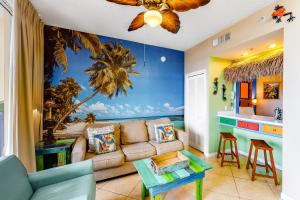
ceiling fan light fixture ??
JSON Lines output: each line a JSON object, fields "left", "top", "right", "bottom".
{"left": 144, "top": 10, "right": 162, "bottom": 28}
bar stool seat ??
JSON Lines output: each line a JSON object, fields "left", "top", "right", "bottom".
{"left": 217, "top": 132, "right": 240, "bottom": 168}
{"left": 246, "top": 139, "right": 279, "bottom": 185}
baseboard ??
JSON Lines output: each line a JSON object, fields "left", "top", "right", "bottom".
{"left": 205, "top": 150, "right": 282, "bottom": 170}
{"left": 238, "top": 150, "right": 282, "bottom": 171}
{"left": 281, "top": 193, "right": 295, "bottom": 200}
{"left": 205, "top": 152, "right": 217, "bottom": 158}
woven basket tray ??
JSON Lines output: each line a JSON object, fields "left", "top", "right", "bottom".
{"left": 149, "top": 151, "right": 189, "bottom": 175}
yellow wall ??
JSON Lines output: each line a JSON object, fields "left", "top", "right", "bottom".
{"left": 256, "top": 74, "right": 283, "bottom": 116}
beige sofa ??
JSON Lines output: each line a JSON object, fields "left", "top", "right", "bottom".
{"left": 71, "top": 118, "right": 189, "bottom": 181}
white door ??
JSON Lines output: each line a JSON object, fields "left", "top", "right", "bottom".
{"left": 185, "top": 71, "right": 207, "bottom": 152}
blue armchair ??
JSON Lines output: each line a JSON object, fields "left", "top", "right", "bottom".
{"left": 0, "top": 155, "right": 96, "bottom": 200}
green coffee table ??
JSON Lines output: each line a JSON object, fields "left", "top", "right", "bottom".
{"left": 133, "top": 150, "right": 212, "bottom": 200}
{"left": 35, "top": 138, "right": 76, "bottom": 171}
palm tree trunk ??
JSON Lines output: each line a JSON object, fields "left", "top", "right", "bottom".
{"left": 53, "top": 91, "right": 98, "bottom": 132}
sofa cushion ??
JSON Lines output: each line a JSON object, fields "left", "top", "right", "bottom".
{"left": 121, "top": 142, "right": 156, "bottom": 161}
{"left": 146, "top": 118, "right": 171, "bottom": 141}
{"left": 0, "top": 155, "right": 33, "bottom": 200}
{"left": 149, "top": 140, "right": 183, "bottom": 155}
{"left": 155, "top": 123, "right": 176, "bottom": 143}
{"left": 85, "top": 123, "right": 121, "bottom": 146}
{"left": 31, "top": 174, "right": 95, "bottom": 200}
{"left": 85, "top": 146, "right": 125, "bottom": 170}
{"left": 120, "top": 120, "right": 148, "bottom": 145}
{"left": 86, "top": 125, "right": 114, "bottom": 152}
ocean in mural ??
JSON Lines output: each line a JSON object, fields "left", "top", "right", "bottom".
{"left": 44, "top": 26, "right": 184, "bottom": 130}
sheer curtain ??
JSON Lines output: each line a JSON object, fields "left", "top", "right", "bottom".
{"left": 0, "top": 0, "right": 13, "bottom": 156}
{"left": 3, "top": 0, "right": 44, "bottom": 172}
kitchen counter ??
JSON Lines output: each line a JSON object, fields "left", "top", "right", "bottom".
{"left": 218, "top": 111, "right": 283, "bottom": 138}
{"left": 217, "top": 111, "right": 283, "bottom": 126}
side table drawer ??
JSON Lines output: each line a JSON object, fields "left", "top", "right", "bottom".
{"left": 237, "top": 121, "right": 259, "bottom": 131}
{"left": 262, "top": 125, "right": 283, "bottom": 135}
{"left": 220, "top": 117, "right": 236, "bottom": 126}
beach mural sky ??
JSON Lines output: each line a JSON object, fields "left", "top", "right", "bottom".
{"left": 45, "top": 26, "right": 184, "bottom": 123}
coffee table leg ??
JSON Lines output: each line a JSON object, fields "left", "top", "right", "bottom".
{"left": 141, "top": 182, "right": 149, "bottom": 200}
{"left": 196, "top": 179, "right": 203, "bottom": 200}
{"left": 151, "top": 194, "right": 163, "bottom": 200}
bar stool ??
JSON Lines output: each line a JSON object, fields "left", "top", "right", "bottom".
{"left": 246, "top": 139, "right": 279, "bottom": 185}
{"left": 217, "top": 132, "right": 240, "bottom": 168}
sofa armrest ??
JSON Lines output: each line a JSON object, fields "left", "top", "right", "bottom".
{"left": 28, "top": 159, "right": 93, "bottom": 190}
{"left": 71, "top": 136, "right": 87, "bottom": 163}
{"left": 175, "top": 128, "right": 189, "bottom": 150}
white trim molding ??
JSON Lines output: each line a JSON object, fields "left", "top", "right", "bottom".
{"left": 281, "top": 193, "right": 295, "bottom": 200}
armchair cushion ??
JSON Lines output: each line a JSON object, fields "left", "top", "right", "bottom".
{"left": 30, "top": 174, "right": 95, "bottom": 200}
{"left": 28, "top": 159, "right": 93, "bottom": 190}
{"left": 0, "top": 155, "right": 33, "bottom": 200}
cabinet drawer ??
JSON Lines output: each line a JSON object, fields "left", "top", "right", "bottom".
{"left": 237, "top": 121, "right": 259, "bottom": 131}
{"left": 262, "top": 125, "right": 283, "bottom": 135}
{"left": 220, "top": 117, "right": 236, "bottom": 126}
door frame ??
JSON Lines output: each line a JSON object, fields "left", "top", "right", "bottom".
{"left": 185, "top": 69, "right": 209, "bottom": 156}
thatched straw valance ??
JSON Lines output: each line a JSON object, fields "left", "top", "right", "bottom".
{"left": 224, "top": 50, "right": 283, "bottom": 82}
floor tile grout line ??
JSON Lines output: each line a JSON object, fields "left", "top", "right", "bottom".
{"left": 127, "top": 180, "right": 141, "bottom": 198}
{"left": 97, "top": 188, "right": 130, "bottom": 198}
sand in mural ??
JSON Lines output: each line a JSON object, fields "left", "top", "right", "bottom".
{"left": 43, "top": 25, "right": 184, "bottom": 131}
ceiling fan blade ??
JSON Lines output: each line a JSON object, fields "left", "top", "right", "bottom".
{"left": 106, "top": 0, "right": 142, "bottom": 6}
{"left": 166, "top": 0, "right": 210, "bottom": 12}
{"left": 128, "top": 12, "right": 145, "bottom": 31}
{"left": 161, "top": 10, "right": 180, "bottom": 34}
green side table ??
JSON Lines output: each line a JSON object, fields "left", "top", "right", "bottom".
{"left": 35, "top": 138, "right": 76, "bottom": 171}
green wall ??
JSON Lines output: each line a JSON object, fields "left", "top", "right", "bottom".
{"left": 0, "top": 103, "right": 3, "bottom": 112}
{"left": 208, "top": 57, "right": 282, "bottom": 168}
{"left": 208, "top": 57, "right": 233, "bottom": 153}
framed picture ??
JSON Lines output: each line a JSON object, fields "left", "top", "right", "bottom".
{"left": 264, "top": 82, "right": 280, "bottom": 99}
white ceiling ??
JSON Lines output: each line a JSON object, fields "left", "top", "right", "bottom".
{"left": 30, "top": 0, "right": 274, "bottom": 51}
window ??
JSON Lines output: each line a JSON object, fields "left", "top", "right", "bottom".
{"left": 0, "top": 0, "right": 12, "bottom": 156}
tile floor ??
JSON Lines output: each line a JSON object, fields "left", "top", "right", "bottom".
{"left": 96, "top": 147, "right": 282, "bottom": 200}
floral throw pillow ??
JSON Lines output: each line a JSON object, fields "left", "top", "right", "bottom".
{"left": 155, "top": 123, "right": 176, "bottom": 143}
{"left": 87, "top": 125, "right": 114, "bottom": 152}
{"left": 94, "top": 132, "right": 116, "bottom": 154}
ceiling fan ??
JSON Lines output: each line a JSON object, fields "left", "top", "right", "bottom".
{"left": 106, "top": 0, "right": 211, "bottom": 34}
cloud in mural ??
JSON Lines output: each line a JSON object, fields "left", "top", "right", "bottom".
{"left": 125, "top": 104, "right": 130, "bottom": 108}
{"left": 164, "top": 102, "right": 184, "bottom": 112}
{"left": 134, "top": 106, "right": 141, "bottom": 113}
{"left": 79, "top": 84, "right": 87, "bottom": 91}
{"left": 147, "top": 105, "right": 154, "bottom": 111}
{"left": 89, "top": 102, "right": 107, "bottom": 111}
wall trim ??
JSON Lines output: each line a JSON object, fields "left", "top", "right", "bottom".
{"left": 281, "top": 193, "right": 295, "bottom": 200}
{"left": 205, "top": 150, "right": 282, "bottom": 170}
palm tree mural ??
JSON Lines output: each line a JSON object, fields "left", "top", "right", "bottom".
{"left": 44, "top": 25, "right": 103, "bottom": 80}
{"left": 53, "top": 42, "right": 139, "bottom": 132}
{"left": 85, "top": 113, "right": 96, "bottom": 124}
{"left": 44, "top": 77, "right": 81, "bottom": 129}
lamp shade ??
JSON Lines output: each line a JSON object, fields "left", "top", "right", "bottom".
{"left": 144, "top": 10, "right": 163, "bottom": 28}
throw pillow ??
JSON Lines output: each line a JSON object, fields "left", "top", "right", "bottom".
{"left": 155, "top": 123, "right": 176, "bottom": 143}
{"left": 94, "top": 132, "right": 116, "bottom": 154}
{"left": 87, "top": 125, "right": 114, "bottom": 152}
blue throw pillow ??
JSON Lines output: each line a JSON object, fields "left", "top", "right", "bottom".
{"left": 94, "top": 132, "right": 116, "bottom": 154}
{"left": 155, "top": 124, "right": 176, "bottom": 143}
